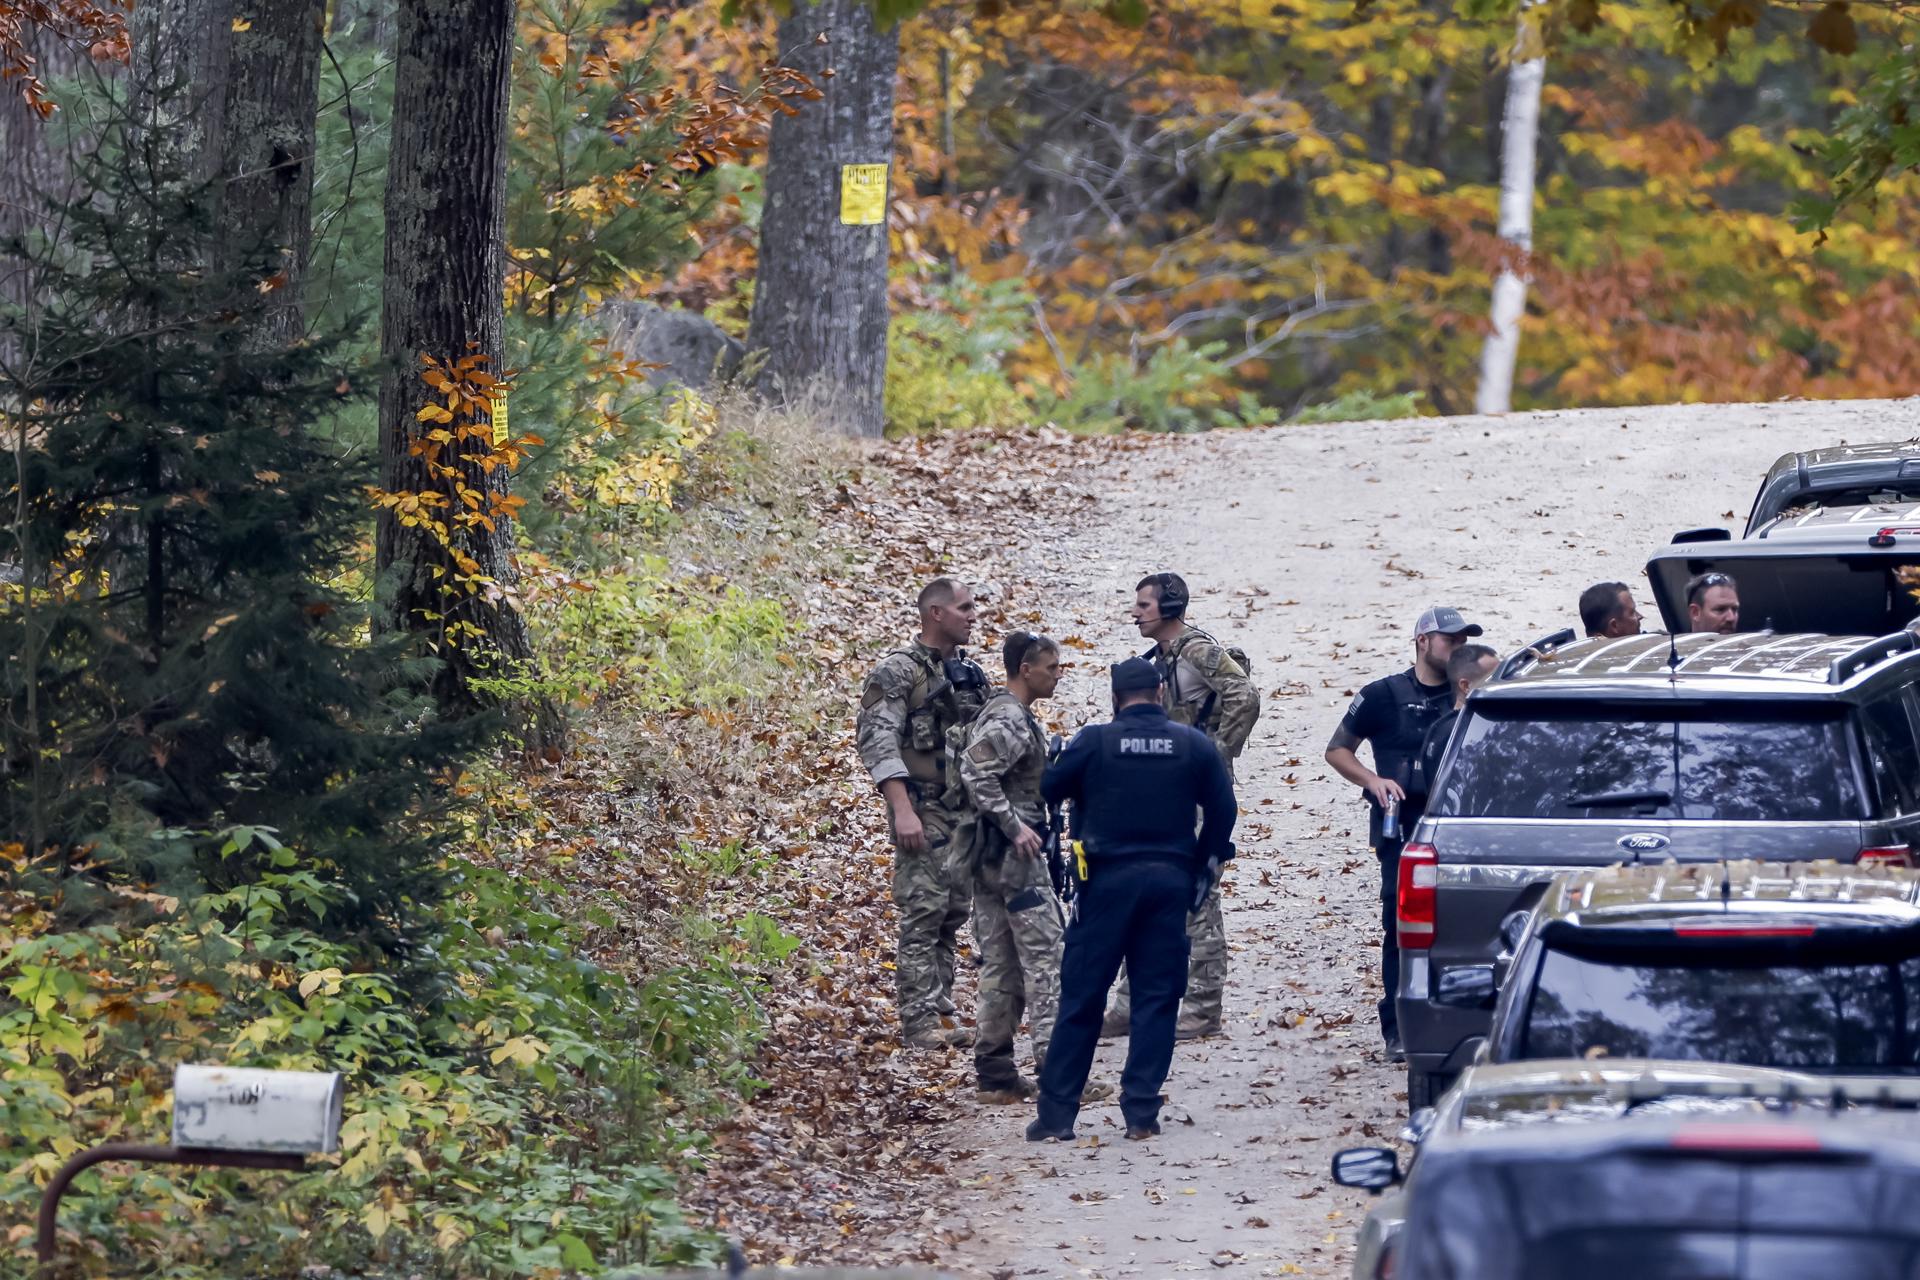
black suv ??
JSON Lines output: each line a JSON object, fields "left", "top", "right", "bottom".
{"left": 1343, "top": 1108, "right": 1920, "bottom": 1280}
{"left": 1745, "top": 440, "right": 1920, "bottom": 535}
{"left": 1398, "top": 630, "right": 1920, "bottom": 1105}
{"left": 1486, "top": 861, "right": 1920, "bottom": 1073}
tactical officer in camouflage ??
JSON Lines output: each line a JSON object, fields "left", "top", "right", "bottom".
{"left": 958, "top": 631, "right": 1066, "bottom": 1101}
{"left": 856, "top": 578, "right": 991, "bottom": 1049}
{"left": 1102, "top": 572, "right": 1261, "bottom": 1042}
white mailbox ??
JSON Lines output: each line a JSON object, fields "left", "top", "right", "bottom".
{"left": 171, "top": 1064, "right": 343, "bottom": 1154}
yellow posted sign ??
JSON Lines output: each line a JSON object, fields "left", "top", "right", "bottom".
{"left": 839, "top": 163, "right": 889, "bottom": 226}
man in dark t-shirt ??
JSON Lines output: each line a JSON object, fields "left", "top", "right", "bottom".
{"left": 1325, "top": 606, "right": 1484, "bottom": 1057}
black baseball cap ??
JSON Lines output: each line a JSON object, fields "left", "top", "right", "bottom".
{"left": 1110, "top": 657, "right": 1163, "bottom": 693}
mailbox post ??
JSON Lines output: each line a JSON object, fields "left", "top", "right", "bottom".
{"left": 37, "top": 1065, "right": 342, "bottom": 1273}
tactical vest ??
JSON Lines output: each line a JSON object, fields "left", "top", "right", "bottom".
{"left": 949, "top": 690, "right": 1049, "bottom": 853}
{"left": 1153, "top": 627, "right": 1254, "bottom": 736}
{"left": 892, "top": 645, "right": 989, "bottom": 795}
{"left": 1077, "top": 709, "right": 1203, "bottom": 865}
{"left": 1370, "top": 669, "right": 1452, "bottom": 800}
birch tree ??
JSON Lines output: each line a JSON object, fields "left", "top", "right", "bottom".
{"left": 1474, "top": 3, "right": 1545, "bottom": 416}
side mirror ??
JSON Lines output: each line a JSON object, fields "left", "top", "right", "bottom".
{"left": 1399, "top": 1106, "right": 1438, "bottom": 1146}
{"left": 173, "top": 1064, "right": 343, "bottom": 1154}
{"left": 1332, "top": 1146, "right": 1403, "bottom": 1193}
{"left": 1435, "top": 964, "right": 1496, "bottom": 1009}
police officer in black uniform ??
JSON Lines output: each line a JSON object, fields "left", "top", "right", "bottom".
{"left": 1028, "top": 657, "right": 1237, "bottom": 1143}
{"left": 1324, "top": 606, "right": 1483, "bottom": 1060}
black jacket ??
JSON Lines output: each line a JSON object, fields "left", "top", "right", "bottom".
{"left": 1042, "top": 704, "right": 1236, "bottom": 867}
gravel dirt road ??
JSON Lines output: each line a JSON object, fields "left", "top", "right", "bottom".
{"left": 929, "top": 399, "right": 1920, "bottom": 1279}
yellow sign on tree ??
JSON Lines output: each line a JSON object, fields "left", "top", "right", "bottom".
{"left": 839, "top": 163, "right": 889, "bottom": 226}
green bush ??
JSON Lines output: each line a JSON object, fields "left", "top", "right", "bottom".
{"left": 1292, "top": 387, "right": 1428, "bottom": 424}
{"left": 885, "top": 277, "right": 1035, "bottom": 433}
{"left": 1043, "top": 339, "right": 1279, "bottom": 433}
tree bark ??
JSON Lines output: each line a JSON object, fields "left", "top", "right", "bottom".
{"left": 129, "top": 0, "right": 233, "bottom": 182}
{"left": 218, "top": 0, "right": 326, "bottom": 343}
{"left": 745, "top": 0, "right": 899, "bottom": 438}
{"left": 375, "top": 0, "right": 555, "bottom": 748}
{"left": 1412, "top": 67, "right": 1453, "bottom": 277}
{"left": 1474, "top": 5, "right": 1544, "bottom": 416}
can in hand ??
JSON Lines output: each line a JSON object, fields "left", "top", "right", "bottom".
{"left": 1381, "top": 795, "right": 1401, "bottom": 842}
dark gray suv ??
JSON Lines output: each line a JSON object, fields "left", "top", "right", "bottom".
{"left": 1397, "top": 629, "right": 1920, "bottom": 1106}
{"left": 1745, "top": 440, "right": 1920, "bottom": 535}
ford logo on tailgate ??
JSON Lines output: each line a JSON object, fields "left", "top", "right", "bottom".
{"left": 1617, "top": 832, "right": 1671, "bottom": 854}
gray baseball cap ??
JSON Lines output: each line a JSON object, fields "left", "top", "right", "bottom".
{"left": 1416, "top": 606, "right": 1484, "bottom": 638}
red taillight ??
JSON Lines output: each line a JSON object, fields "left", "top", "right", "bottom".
{"left": 1376, "top": 1243, "right": 1396, "bottom": 1280}
{"left": 1674, "top": 925, "right": 1817, "bottom": 938}
{"left": 1397, "top": 841, "right": 1437, "bottom": 949}
{"left": 1859, "top": 845, "right": 1913, "bottom": 867}
{"left": 1669, "top": 1123, "right": 1824, "bottom": 1154}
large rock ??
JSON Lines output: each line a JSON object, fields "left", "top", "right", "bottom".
{"left": 598, "top": 299, "right": 744, "bottom": 392}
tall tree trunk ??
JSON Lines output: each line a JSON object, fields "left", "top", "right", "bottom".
{"left": 0, "top": 25, "right": 92, "bottom": 375}
{"left": 745, "top": 0, "right": 899, "bottom": 438}
{"left": 1367, "top": 95, "right": 1403, "bottom": 276}
{"left": 1412, "top": 67, "right": 1453, "bottom": 277}
{"left": 130, "top": 0, "right": 233, "bottom": 182}
{"left": 1474, "top": 8, "right": 1544, "bottom": 416}
{"left": 218, "top": 0, "right": 326, "bottom": 343}
{"left": 375, "top": 0, "right": 556, "bottom": 749}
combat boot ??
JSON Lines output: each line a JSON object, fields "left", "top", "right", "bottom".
{"left": 903, "top": 1021, "right": 973, "bottom": 1050}
{"left": 975, "top": 1075, "right": 1038, "bottom": 1104}
{"left": 1124, "top": 1119, "right": 1162, "bottom": 1141}
{"left": 1174, "top": 1012, "right": 1223, "bottom": 1041}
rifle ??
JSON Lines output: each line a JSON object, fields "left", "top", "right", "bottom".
{"left": 1044, "top": 734, "right": 1073, "bottom": 916}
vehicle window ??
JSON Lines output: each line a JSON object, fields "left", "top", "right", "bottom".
{"left": 1528, "top": 1232, "right": 1917, "bottom": 1279}
{"left": 1519, "top": 950, "right": 1920, "bottom": 1072}
{"left": 1436, "top": 703, "right": 1861, "bottom": 821}
{"left": 1859, "top": 693, "right": 1920, "bottom": 816}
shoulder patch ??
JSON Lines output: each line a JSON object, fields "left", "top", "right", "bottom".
{"left": 864, "top": 655, "right": 917, "bottom": 700}
{"left": 1346, "top": 691, "right": 1366, "bottom": 717}
{"left": 967, "top": 739, "right": 1000, "bottom": 763}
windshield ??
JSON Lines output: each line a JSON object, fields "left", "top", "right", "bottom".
{"left": 1519, "top": 948, "right": 1920, "bottom": 1072}
{"left": 1435, "top": 703, "right": 1861, "bottom": 821}
{"left": 1405, "top": 1151, "right": 1920, "bottom": 1279}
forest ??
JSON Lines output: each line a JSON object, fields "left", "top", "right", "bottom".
{"left": 0, "top": 0, "right": 1917, "bottom": 1274}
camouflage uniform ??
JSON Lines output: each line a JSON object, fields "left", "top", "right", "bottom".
{"left": 857, "top": 640, "right": 990, "bottom": 1037}
{"left": 958, "top": 691, "right": 1064, "bottom": 1090}
{"left": 1109, "top": 626, "right": 1259, "bottom": 1033}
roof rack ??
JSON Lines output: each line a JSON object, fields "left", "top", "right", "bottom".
{"left": 1495, "top": 627, "right": 1577, "bottom": 681}
{"left": 1827, "top": 631, "right": 1918, "bottom": 684}
{"left": 1617, "top": 1074, "right": 1920, "bottom": 1112}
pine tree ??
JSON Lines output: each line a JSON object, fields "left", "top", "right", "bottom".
{"left": 0, "top": 94, "right": 483, "bottom": 967}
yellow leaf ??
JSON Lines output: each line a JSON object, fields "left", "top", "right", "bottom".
{"left": 298, "top": 967, "right": 344, "bottom": 999}
{"left": 231, "top": 17, "right": 252, "bottom": 31}
{"left": 202, "top": 612, "right": 241, "bottom": 641}
{"left": 488, "top": 1035, "right": 548, "bottom": 1067}
{"left": 363, "top": 1202, "right": 391, "bottom": 1241}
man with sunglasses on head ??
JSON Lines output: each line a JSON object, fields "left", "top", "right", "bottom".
{"left": 1325, "top": 605, "right": 1483, "bottom": 1061}
{"left": 1687, "top": 572, "right": 1740, "bottom": 634}
{"left": 858, "top": 578, "right": 992, "bottom": 1049}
